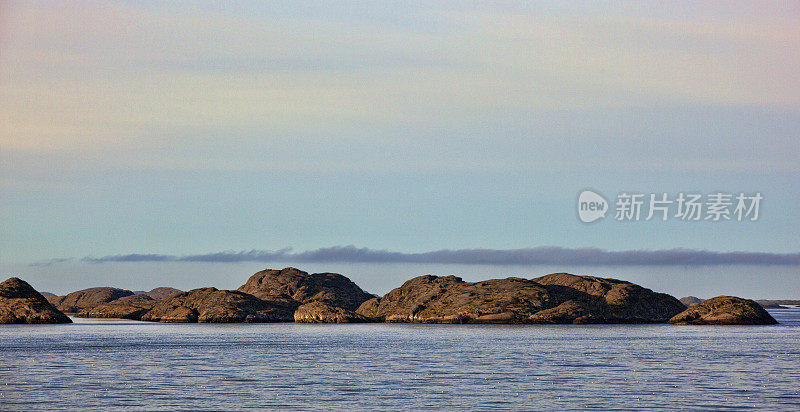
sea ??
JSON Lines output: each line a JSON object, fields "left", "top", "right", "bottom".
{"left": 1, "top": 309, "right": 799, "bottom": 411}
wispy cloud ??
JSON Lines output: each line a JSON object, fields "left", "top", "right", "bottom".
{"left": 67, "top": 246, "right": 800, "bottom": 266}
{"left": 28, "top": 257, "right": 73, "bottom": 267}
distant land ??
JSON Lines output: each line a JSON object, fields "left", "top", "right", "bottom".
{"left": 756, "top": 300, "right": 800, "bottom": 308}
{"left": 683, "top": 296, "right": 800, "bottom": 309}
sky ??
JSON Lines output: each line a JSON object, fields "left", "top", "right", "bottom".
{"left": 1, "top": 1, "right": 799, "bottom": 297}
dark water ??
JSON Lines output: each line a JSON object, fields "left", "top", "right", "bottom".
{"left": 1, "top": 310, "right": 799, "bottom": 411}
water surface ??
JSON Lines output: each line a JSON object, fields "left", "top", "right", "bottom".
{"left": 1, "top": 310, "right": 799, "bottom": 411}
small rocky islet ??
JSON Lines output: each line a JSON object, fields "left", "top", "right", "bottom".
{"left": 1, "top": 267, "right": 779, "bottom": 325}
{"left": 668, "top": 296, "right": 778, "bottom": 325}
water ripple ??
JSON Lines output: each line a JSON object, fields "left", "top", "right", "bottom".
{"left": 0, "top": 311, "right": 798, "bottom": 410}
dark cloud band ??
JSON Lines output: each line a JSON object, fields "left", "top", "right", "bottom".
{"left": 51, "top": 246, "right": 800, "bottom": 266}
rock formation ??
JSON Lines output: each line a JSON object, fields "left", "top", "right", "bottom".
{"left": 238, "top": 267, "right": 374, "bottom": 311}
{"left": 532, "top": 273, "right": 687, "bottom": 323}
{"left": 74, "top": 287, "right": 183, "bottom": 320}
{"left": 679, "top": 296, "right": 704, "bottom": 307}
{"left": 294, "top": 301, "right": 368, "bottom": 323}
{"left": 143, "top": 287, "right": 183, "bottom": 300}
{"left": 47, "top": 287, "right": 135, "bottom": 314}
{"left": 78, "top": 294, "right": 157, "bottom": 320}
{"left": 0, "top": 277, "right": 71, "bottom": 324}
{"left": 669, "top": 296, "right": 778, "bottom": 325}
{"left": 357, "top": 273, "right": 686, "bottom": 324}
{"left": 357, "top": 275, "right": 550, "bottom": 323}
{"left": 141, "top": 288, "right": 295, "bottom": 323}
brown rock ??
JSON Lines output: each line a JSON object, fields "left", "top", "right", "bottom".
{"left": 294, "top": 301, "right": 368, "bottom": 323}
{"left": 533, "top": 273, "right": 687, "bottom": 323}
{"left": 0, "top": 277, "right": 71, "bottom": 324}
{"left": 357, "top": 275, "right": 554, "bottom": 323}
{"left": 669, "top": 295, "right": 778, "bottom": 325}
{"left": 238, "top": 267, "right": 374, "bottom": 311}
{"left": 679, "top": 296, "right": 704, "bottom": 307}
{"left": 141, "top": 288, "right": 295, "bottom": 323}
{"left": 78, "top": 294, "right": 157, "bottom": 320}
{"left": 45, "top": 294, "right": 61, "bottom": 306}
{"left": 357, "top": 273, "right": 686, "bottom": 324}
{"left": 527, "top": 300, "right": 595, "bottom": 324}
{"left": 355, "top": 297, "right": 382, "bottom": 320}
{"left": 144, "top": 287, "right": 183, "bottom": 300}
{"left": 112, "top": 294, "right": 158, "bottom": 305}
{"left": 47, "top": 287, "right": 135, "bottom": 313}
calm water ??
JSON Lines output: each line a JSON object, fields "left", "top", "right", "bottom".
{"left": 1, "top": 310, "right": 799, "bottom": 411}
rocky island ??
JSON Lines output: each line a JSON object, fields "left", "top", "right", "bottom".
{"left": 356, "top": 273, "right": 686, "bottom": 324}
{"left": 141, "top": 287, "right": 296, "bottom": 323}
{"left": 0, "top": 277, "right": 71, "bottom": 324}
{"left": 669, "top": 296, "right": 778, "bottom": 325}
{"left": 47, "top": 287, "right": 136, "bottom": 314}
{"left": 1, "top": 269, "right": 782, "bottom": 325}
{"left": 75, "top": 288, "right": 184, "bottom": 319}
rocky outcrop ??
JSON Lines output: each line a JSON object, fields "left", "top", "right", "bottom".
{"left": 527, "top": 300, "right": 594, "bottom": 324}
{"left": 680, "top": 296, "right": 704, "bottom": 307}
{"left": 52, "top": 267, "right": 374, "bottom": 323}
{"left": 0, "top": 277, "right": 71, "bottom": 324}
{"left": 357, "top": 273, "right": 686, "bottom": 324}
{"left": 532, "top": 273, "right": 687, "bottom": 323}
{"left": 141, "top": 288, "right": 295, "bottom": 323}
{"left": 294, "top": 301, "right": 368, "bottom": 323}
{"left": 143, "top": 287, "right": 183, "bottom": 300}
{"left": 76, "top": 288, "right": 183, "bottom": 320}
{"left": 237, "top": 267, "right": 376, "bottom": 323}
{"left": 47, "top": 287, "right": 135, "bottom": 314}
{"left": 78, "top": 294, "right": 157, "bottom": 320}
{"left": 238, "top": 267, "right": 374, "bottom": 311}
{"left": 669, "top": 296, "right": 778, "bottom": 325}
{"left": 357, "top": 275, "right": 552, "bottom": 323}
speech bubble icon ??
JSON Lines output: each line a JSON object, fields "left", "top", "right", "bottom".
{"left": 577, "top": 190, "right": 608, "bottom": 223}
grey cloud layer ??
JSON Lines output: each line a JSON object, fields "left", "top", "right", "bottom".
{"left": 60, "top": 246, "right": 800, "bottom": 266}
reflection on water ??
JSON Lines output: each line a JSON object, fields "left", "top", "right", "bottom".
{"left": 1, "top": 310, "right": 799, "bottom": 411}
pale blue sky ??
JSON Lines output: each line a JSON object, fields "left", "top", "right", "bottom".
{"left": 1, "top": 1, "right": 798, "bottom": 295}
